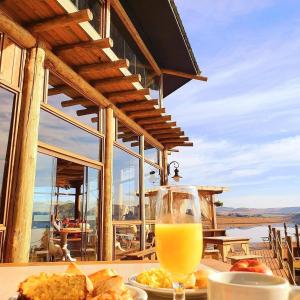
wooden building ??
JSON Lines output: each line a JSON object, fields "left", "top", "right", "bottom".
{"left": 0, "top": 0, "right": 221, "bottom": 263}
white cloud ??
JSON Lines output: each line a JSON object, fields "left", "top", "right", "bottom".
{"left": 170, "top": 135, "right": 300, "bottom": 186}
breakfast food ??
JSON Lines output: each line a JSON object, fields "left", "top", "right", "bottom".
{"left": 18, "top": 264, "right": 133, "bottom": 300}
{"left": 18, "top": 273, "right": 88, "bottom": 300}
{"left": 194, "top": 268, "right": 215, "bottom": 289}
{"left": 230, "top": 259, "right": 273, "bottom": 275}
{"left": 135, "top": 267, "right": 212, "bottom": 289}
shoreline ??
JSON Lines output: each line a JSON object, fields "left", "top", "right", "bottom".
{"left": 216, "top": 215, "right": 288, "bottom": 229}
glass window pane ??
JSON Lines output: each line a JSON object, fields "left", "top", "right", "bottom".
{"left": 115, "top": 225, "right": 141, "bottom": 259}
{"left": 144, "top": 163, "right": 160, "bottom": 220}
{"left": 39, "top": 109, "right": 101, "bottom": 161}
{"left": 84, "top": 167, "right": 100, "bottom": 260}
{"left": 0, "top": 88, "right": 15, "bottom": 222}
{"left": 116, "top": 121, "right": 140, "bottom": 153}
{"left": 30, "top": 153, "right": 56, "bottom": 261}
{"left": 144, "top": 142, "right": 159, "bottom": 164}
{"left": 47, "top": 72, "right": 99, "bottom": 129}
{"left": 113, "top": 147, "right": 140, "bottom": 220}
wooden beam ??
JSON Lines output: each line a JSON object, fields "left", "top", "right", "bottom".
{"left": 128, "top": 108, "right": 165, "bottom": 119}
{"left": 106, "top": 88, "right": 149, "bottom": 102}
{"left": 137, "top": 115, "right": 171, "bottom": 125}
{"left": 61, "top": 97, "right": 93, "bottom": 107}
{"left": 153, "top": 132, "right": 185, "bottom": 139}
{"left": 48, "top": 85, "right": 72, "bottom": 96}
{"left": 77, "top": 59, "right": 129, "bottom": 76}
{"left": 149, "top": 128, "right": 183, "bottom": 135}
{"left": 92, "top": 74, "right": 141, "bottom": 89}
{"left": 111, "top": 0, "right": 161, "bottom": 75}
{"left": 121, "top": 136, "right": 140, "bottom": 142}
{"left": 28, "top": 9, "right": 93, "bottom": 33}
{"left": 161, "top": 68, "right": 208, "bottom": 81}
{"left": 103, "top": 107, "right": 114, "bottom": 260}
{"left": 77, "top": 106, "right": 98, "bottom": 116}
{"left": 0, "top": 11, "right": 36, "bottom": 48}
{"left": 143, "top": 122, "right": 177, "bottom": 130}
{"left": 118, "top": 99, "right": 158, "bottom": 112}
{"left": 165, "top": 142, "right": 194, "bottom": 148}
{"left": 159, "top": 137, "right": 189, "bottom": 143}
{"left": 4, "top": 44, "right": 45, "bottom": 262}
{"left": 54, "top": 38, "right": 113, "bottom": 54}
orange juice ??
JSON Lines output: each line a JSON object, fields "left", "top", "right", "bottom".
{"left": 155, "top": 223, "right": 203, "bottom": 275}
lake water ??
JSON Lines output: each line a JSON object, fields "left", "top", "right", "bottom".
{"left": 225, "top": 224, "right": 296, "bottom": 243}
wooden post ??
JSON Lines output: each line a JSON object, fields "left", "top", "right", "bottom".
{"left": 140, "top": 135, "right": 146, "bottom": 251}
{"left": 295, "top": 224, "right": 300, "bottom": 257}
{"left": 211, "top": 194, "right": 217, "bottom": 229}
{"left": 272, "top": 227, "right": 277, "bottom": 258}
{"left": 268, "top": 225, "right": 272, "bottom": 250}
{"left": 102, "top": 107, "right": 115, "bottom": 260}
{"left": 276, "top": 230, "right": 283, "bottom": 269}
{"left": 284, "top": 223, "right": 288, "bottom": 240}
{"left": 4, "top": 44, "right": 45, "bottom": 262}
{"left": 287, "top": 236, "right": 295, "bottom": 284}
{"left": 161, "top": 150, "right": 168, "bottom": 185}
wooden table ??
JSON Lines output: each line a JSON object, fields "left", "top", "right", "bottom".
{"left": 204, "top": 236, "right": 250, "bottom": 262}
{"left": 0, "top": 259, "right": 230, "bottom": 299}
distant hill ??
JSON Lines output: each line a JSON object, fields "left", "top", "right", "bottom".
{"left": 217, "top": 206, "right": 300, "bottom": 216}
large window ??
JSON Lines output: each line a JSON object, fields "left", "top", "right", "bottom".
{"left": 0, "top": 87, "right": 16, "bottom": 223}
{"left": 39, "top": 109, "right": 101, "bottom": 161}
{"left": 112, "top": 147, "right": 140, "bottom": 220}
{"left": 30, "top": 153, "right": 100, "bottom": 262}
{"left": 116, "top": 121, "right": 140, "bottom": 153}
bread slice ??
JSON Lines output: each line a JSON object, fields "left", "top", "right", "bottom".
{"left": 88, "top": 268, "right": 117, "bottom": 287}
{"left": 18, "top": 273, "right": 88, "bottom": 300}
{"left": 66, "top": 263, "right": 94, "bottom": 293}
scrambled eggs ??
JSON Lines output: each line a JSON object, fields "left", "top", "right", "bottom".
{"left": 136, "top": 268, "right": 197, "bottom": 289}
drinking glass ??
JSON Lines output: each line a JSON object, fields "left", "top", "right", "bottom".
{"left": 155, "top": 185, "right": 203, "bottom": 300}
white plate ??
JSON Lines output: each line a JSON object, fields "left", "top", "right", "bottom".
{"left": 128, "top": 266, "right": 216, "bottom": 299}
{"left": 9, "top": 285, "right": 147, "bottom": 300}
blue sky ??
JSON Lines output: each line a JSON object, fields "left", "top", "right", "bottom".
{"left": 166, "top": 0, "right": 300, "bottom": 208}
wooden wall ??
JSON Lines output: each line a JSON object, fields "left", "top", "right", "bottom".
{"left": 0, "top": 32, "right": 25, "bottom": 262}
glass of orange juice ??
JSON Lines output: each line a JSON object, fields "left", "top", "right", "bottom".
{"left": 155, "top": 185, "right": 202, "bottom": 300}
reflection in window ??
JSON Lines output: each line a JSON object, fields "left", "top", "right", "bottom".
{"left": 47, "top": 72, "right": 99, "bottom": 129}
{"left": 39, "top": 109, "right": 101, "bottom": 161}
{"left": 145, "top": 224, "right": 155, "bottom": 248}
{"left": 0, "top": 88, "right": 15, "bottom": 222}
{"left": 30, "top": 153, "right": 100, "bottom": 262}
{"left": 30, "top": 153, "right": 56, "bottom": 261}
{"left": 144, "top": 142, "right": 159, "bottom": 164}
{"left": 144, "top": 163, "right": 160, "bottom": 220}
{"left": 113, "top": 147, "right": 140, "bottom": 220}
{"left": 114, "top": 224, "right": 141, "bottom": 259}
{"left": 116, "top": 121, "right": 140, "bottom": 153}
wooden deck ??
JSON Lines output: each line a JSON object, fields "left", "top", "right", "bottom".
{"left": 227, "top": 241, "right": 289, "bottom": 280}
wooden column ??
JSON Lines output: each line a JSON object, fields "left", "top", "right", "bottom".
{"left": 211, "top": 194, "right": 217, "bottom": 229}
{"left": 140, "top": 135, "right": 145, "bottom": 251}
{"left": 161, "top": 149, "right": 168, "bottom": 185}
{"left": 4, "top": 44, "right": 45, "bottom": 262}
{"left": 102, "top": 107, "right": 115, "bottom": 260}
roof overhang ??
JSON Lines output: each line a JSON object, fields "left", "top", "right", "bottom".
{"left": 119, "top": 0, "right": 200, "bottom": 97}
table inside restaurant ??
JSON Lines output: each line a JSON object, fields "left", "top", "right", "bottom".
{"left": 0, "top": 259, "right": 230, "bottom": 299}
